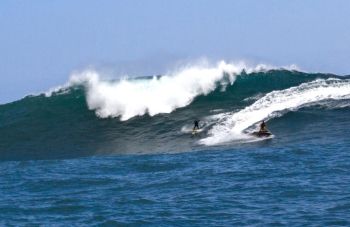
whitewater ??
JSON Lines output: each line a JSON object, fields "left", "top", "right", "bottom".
{"left": 53, "top": 61, "right": 298, "bottom": 120}
{"left": 201, "top": 78, "right": 350, "bottom": 145}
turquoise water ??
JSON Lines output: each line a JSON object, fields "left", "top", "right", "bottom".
{"left": 1, "top": 70, "right": 350, "bottom": 225}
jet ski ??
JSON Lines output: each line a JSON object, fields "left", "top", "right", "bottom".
{"left": 251, "top": 130, "right": 273, "bottom": 137}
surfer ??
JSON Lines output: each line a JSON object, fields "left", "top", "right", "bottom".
{"left": 259, "top": 120, "right": 268, "bottom": 133}
{"left": 193, "top": 120, "right": 200, "bottom": 131}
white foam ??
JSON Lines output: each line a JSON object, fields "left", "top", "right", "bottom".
{"left": 42, "top": 60, "right": 300, "bottom": 120}
{"left": 200, "top": 78, "right": 350, "bottom": 146}
{"left": 65, "top": 60, "right": 293, "bottom": 120}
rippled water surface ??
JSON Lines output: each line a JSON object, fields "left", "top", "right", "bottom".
{"left": 1, "top": 135, "right": 349, "bottom": 225}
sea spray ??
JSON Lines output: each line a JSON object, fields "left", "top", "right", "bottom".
{"left": 66, "top": 61, "right": 298, "bottom": 120}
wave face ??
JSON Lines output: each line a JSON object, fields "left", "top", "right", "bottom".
{"left": 1, "top": 66, "right": 350, "bottom": 161}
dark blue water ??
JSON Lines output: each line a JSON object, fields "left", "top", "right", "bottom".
{"left": 1, "top": 109, "right": 349, "bottom": 226}
{"left": 1, "top": 147, "right": 349, "bottom": 225}
{"left": 1, "top": 70, "right": 350, "bottom": 225}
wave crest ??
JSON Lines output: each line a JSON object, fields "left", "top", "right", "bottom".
{"left": 69, "top": 61, "right": 291, "bottom": 120}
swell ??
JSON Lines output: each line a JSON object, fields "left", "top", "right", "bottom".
{"left": 0, "top": 70, "right": 349, "bottom": 161}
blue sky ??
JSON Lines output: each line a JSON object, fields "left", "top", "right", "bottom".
{"left": 1, "top": 0, "right": 350, "bottom": 103}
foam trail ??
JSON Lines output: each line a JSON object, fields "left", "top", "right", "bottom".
{"left": 68, "top": 61, "right": 287, "bottom": 120}
{"left": 200, "top": 78, "right": 350, "bottom": 145}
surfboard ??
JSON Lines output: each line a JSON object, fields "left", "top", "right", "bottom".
{"left": 192, "top": 128, "right": 203, "bottom": 135}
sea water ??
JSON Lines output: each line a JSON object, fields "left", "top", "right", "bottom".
{"left": 1, "top": 64, "right": 350, "bottom": 225}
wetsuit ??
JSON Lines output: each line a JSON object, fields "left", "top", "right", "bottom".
{"left": 193, "top": 120, "right": 200, "bottom": 130}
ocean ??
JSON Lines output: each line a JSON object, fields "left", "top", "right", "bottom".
{"left": 1, "top": 63, "right": 350, "bottom": 225}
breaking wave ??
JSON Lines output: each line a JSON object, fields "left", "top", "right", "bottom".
{"left": 1, "top": 62, "right": 349, "bottom": 161}
{"left": 52, "top": 61, "right": 298, "bottom": 120}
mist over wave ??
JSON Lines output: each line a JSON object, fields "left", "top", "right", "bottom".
{"left": 62, "top": 61, "right": 298, "bottom": 120}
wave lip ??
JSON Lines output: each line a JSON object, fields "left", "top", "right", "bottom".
{"left": 200, "top": 78, "right": 350, "bottom": 146}
{"left": 73, "top": 61, "right": 240, "bottom": 120}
